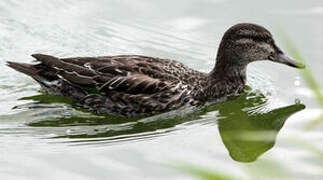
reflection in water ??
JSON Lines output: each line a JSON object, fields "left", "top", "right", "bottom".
{"left": 20, "top": 87, "right": 304, "bottom": 162}
{"left": 216, "top": 90, "right": 305, "bottom": 162}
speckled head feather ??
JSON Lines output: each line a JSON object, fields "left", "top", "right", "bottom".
{"left": 222, "top": 23, "right": 272, "bottom": 41}
{"left": 215, "top": 23, "right": 277, "bottom": 70}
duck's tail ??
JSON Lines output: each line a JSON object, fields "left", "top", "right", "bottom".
{"left": 6, "top": 61, "right": 55, "bottom": 94}
{"left": 6, "top": 60, "right": 87, "bottom": 101}
{"left": 6, "top": 61, "right": 44, "bottom": 82}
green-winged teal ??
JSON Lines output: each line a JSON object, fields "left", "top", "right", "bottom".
{"left": 7, "top": 23, "right": 305, "bottom": 117}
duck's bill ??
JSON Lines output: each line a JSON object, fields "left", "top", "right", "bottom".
{"left": 274, "top": 53, "right": 305, "bottom": 69}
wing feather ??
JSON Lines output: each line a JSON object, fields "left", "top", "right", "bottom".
{"left": 31, "top": 54, "right": 198, "bottom": 98}
{"left": 99, "top": 74, "right": 168, "bottom": 95}
{"left": 32, "top": 54, "right": 96, "bottom": 76}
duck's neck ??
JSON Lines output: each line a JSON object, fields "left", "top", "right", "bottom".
{"left": 210, "top": 62, "right": 247, "bottom": 88}
{"left": 199, "top": 51, "right": 247, "bottom": 100}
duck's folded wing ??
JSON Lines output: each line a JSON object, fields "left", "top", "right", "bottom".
{"left": 31, "top": 54, "right": 176, "bottom": 95}
{"left": 32, "top": 54, "right": 96, "bottom": 77}
{"left": 98, "top": 74, "right": 170, "bottom": 95}
{"left": 30, "top": 54, "right": 98, "bottom": 87}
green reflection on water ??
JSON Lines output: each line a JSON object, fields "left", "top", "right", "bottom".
{"left": 20, "top": 87, "right": 304, "bottom": 162}
{"left": 217, "top": 90, "right": 305, "bottom": 162}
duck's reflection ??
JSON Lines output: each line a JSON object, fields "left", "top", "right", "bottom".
{"left": 216, "top": 90, "right": 305, "bottom": 162}
{"left": 21, "top": 88, "right": 304, "bottom": 162}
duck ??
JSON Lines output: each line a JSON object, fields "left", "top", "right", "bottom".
{"left": 7, "top": 23, "right": 305, "bottom": 117}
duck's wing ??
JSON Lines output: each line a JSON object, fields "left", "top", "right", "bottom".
{"left": 25, "top": 54, "right": 192, "bottom": 116}
{"left": 60, "top": 55, "right": 187, "bottom": 81}
{"left": 30, "top": 54, "right": 185, "bottom": 91}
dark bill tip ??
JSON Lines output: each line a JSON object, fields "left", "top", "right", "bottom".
{"left": 274, "top": 53, "right": 305, "bottom": 69}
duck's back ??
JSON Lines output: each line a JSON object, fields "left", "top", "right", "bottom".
{"left": 7, "top": 54, "right": 207, "bottom": 116}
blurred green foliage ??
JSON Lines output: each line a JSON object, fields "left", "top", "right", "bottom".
{"left": 279, "top": 31, "right": 323, "bottom": 128}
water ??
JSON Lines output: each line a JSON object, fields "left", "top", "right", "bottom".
{"left": 1, "top": 0, "right": 323, "bottom": 179}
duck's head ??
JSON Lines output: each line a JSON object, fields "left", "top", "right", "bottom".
{"left": 215, "top": 23, "right": 305, "bottom": 70}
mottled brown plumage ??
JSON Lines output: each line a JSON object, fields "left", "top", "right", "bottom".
{"left": 7, "top": 23, "right": 305, "bottom": 117}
